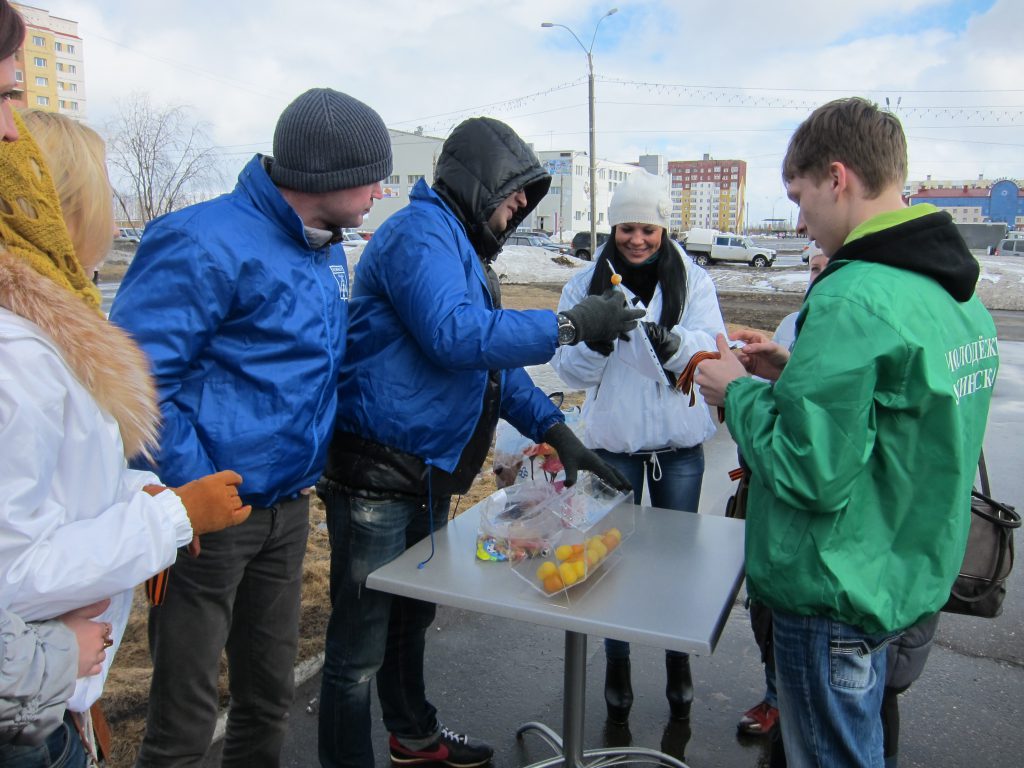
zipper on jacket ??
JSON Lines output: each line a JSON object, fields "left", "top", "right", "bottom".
{"left": 301, "top": 248, "right": 339, "bottom": 480}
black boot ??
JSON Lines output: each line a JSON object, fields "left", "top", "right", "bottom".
{"left": 666, "top": 653, "right": 694, "bottom": 720}
{"left": 604, "top": 658, "right": 633, "bottom": 725}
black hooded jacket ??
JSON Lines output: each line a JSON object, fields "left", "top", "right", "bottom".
{"left": 432, "top": 117, "right": 551, "bottom": 263}
{"left": 322, "top": 118, "right": 552, "bottom": 500}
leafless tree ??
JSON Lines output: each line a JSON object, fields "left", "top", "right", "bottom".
{"left": 106, "top": 92, "right": 223, "bottom": 224}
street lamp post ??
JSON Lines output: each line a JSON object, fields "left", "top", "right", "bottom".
{"left": 542, "top": 8, "right": 617, "bottom": 258}
{"left": 771, "top": 195, "right": 784, "bottom": 232}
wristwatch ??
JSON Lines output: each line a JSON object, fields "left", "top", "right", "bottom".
{"left": 556, "top": 313, "right": 577, "bottom": 346}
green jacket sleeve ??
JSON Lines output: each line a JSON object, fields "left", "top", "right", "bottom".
{"left": 726, "top": 293, "right": 908, "bottom": 513}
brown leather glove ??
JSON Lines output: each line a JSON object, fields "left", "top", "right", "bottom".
{"left": 172, "top": 470, "right": 252, "bottom": 535}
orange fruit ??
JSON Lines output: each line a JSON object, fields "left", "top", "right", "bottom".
{"left": 571, "top": 543, "right": 584, "bottom": 554}
{"left": 555, "top": 545, "right": 573, "bottom": 561}
{"left": 573, "top": 560, "right": 586, "bottom": 579}
{"left": 536, "top": 561, "right": 558, "bottom": 581}
{"left": 543, "top": 574, "right": 564, "bottom": 593}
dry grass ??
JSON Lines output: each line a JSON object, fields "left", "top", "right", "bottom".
{"left": 102, "top": 397, "right": 584, "bottom": 767}
{"left": 100, "top": 279, "right": 762, "bottom": 765}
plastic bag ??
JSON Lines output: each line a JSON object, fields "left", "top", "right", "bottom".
{"left": 492, "top": 403, "right": 583, "bottom": 489}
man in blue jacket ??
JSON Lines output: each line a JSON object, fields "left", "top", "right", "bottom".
{"left": 110, "top": 88, "right": 392, "bottom": 768}
{"left": 316, "top": 117, "right": 642, "bottom": 768}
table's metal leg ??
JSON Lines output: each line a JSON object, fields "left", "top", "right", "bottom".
{"left": 518, "top": 630, "right": 691, "bottom": 768}
{"left": 562, "top": 631, "right": 587, "bottom": 768}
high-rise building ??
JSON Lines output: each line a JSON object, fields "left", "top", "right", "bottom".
{"left": 669, "top": 155, "right": 746, "bottom": 234}
{"left": 12, "top": 3, "right": 86, "bottom": 118}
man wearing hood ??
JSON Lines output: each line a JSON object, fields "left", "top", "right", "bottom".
{"left": 695, "top": 98, "right": 997, "bottom": 767}
{"left": 317, "top": 117, "right": 641, "bottom": 768}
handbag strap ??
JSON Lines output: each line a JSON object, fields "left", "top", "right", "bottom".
{"left": 970, "top": 488, "right": 1021, "bottom": 528}
{"left": 978, "top": 449, "right": 991, "bottom": 497}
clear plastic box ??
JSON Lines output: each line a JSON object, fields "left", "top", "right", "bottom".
{"left": 473, "top": 473, "right": 632, "bottom": 596}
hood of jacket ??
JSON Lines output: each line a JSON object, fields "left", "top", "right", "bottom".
{"left": 820, "top": 209, "right": 979, "bottom": 302}
{"left": 0, "top": 252, "right": 160, "bottom": 461}
{"left": 431, "top": 117, "right": 551, "bottom": 262}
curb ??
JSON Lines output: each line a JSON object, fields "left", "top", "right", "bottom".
{"left": 209, "top": 653, "right": 325, "bottom": 744}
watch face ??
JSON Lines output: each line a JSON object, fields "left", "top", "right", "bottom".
{"left": 558, "top": 316, "right": 576, "bottom": 345}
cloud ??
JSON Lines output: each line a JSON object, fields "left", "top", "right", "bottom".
{"left": 51, "top": 0, "right": 1024, "bottom": 224}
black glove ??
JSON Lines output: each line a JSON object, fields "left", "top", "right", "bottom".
{"left": 561, "top": 290, "right": 645, "bottom": 345}
{"left": 584, "top": 340, "right": 614, "bottom": 356}
{"left": 542, "top": 422, "right": 631, "bottom": 491}
{"left": 643, "top": 322, "right": 681, "bottom": 365}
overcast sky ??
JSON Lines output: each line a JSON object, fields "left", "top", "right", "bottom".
{"left": 53, "top": 0, "right": 1023, "bottom": 226}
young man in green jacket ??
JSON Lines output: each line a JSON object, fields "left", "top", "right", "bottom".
{"left": 695, "top": 97, "right": 997, "bottom": 767}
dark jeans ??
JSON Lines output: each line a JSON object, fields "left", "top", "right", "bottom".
{"left": 317, "top": 483, "right": 451, "bottom": 768}
{"left": 596, "top": 446, "right": 704, "bottom": 661}
{"left": 136, "top": 497, "right": 309, "bottom": 768}
{"left": 0, "top": 713, "right": 86, "bottom": 768}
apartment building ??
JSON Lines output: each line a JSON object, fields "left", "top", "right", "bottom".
{"left": 669, "top": 155, "right": 746, "bottom": 234}
{"left": 12, "top": 3, "right": 86, "bottom": 118}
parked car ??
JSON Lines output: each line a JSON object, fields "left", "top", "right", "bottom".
{"left": 994, "top": 238, "right": 1024, "bottom": 257}
{"left": 340, "top": 229, "right": 367, "bottom": 248}
{"left": 116, "top": 226, "right": 142, "bottom": 243}
{"left": 800, "top": 241, "right": 822, "bottom": 263}
{"left": 682, "top": 228, "right": 776, "bottom": 267}
{"left": 569, "top": 231, "right": 611, "bottom": 260}
{"left": 506, "top": 232, "right": 571, "bottom": 255}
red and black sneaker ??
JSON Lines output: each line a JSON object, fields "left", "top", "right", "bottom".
{"left": 389, "top": 726, "right": 493, "bottom": 767}
{"left": 737, "top": 700, "right": 779, "bottom": 736}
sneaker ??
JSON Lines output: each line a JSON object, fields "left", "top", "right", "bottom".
{"left": 737, "top": 701, "right": 779, "bottom": 736}
{"left": 389, "top": 726, "right": 494, "bottom": 767}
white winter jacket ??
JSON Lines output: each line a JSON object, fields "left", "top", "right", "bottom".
{"left": 0, "top": 266, "right": 193, "bottom": 712}
{"left": 550, "top": 243, "right": 726, "bottom": 454}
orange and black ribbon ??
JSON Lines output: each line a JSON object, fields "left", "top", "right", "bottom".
{"left": 675, "top": 351, "right": 726, "bottom": 422}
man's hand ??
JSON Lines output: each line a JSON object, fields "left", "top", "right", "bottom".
{"left": 561, "top": 290, "right": 645, "bottom": 345}
{"left": 173, "top": 470, "right": 252, "bottom": 536}
{"left": 58, "top": 599, "right": 112, "bottom": 678}
{"left": 730, "top": 328, "right": 790, "bottom": 381}
{"left": 694, "top": 334, "right": 750, "bottom": 407}
{"left": 541, "top": 423, "right": 631, "bottom": 491}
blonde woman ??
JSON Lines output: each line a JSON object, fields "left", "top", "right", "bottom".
{"left": 0, "top": 107, "right": 251, "bottom": 767}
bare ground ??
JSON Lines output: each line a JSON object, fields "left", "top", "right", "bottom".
{"left": 102, "top": 283, "right": 776, "bottom": 766}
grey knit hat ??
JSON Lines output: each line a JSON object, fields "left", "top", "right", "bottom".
{"left": 270, "top": 88, "right": 393, "bottom": 193}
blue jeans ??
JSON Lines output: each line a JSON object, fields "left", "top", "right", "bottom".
{"left": 137, "top": 497, "right": 309, "bottom": 768}
{"left": 596, "top": 445, "right": 704, "bottom": 660}
{"left": 317, "top": 483, "right": 451, "bottom": 768}
{"left": 772, "top": 609, "right": 898, "bottom": 768}
{"left": 0, "top": 713, "right": 87, "bottom": 768}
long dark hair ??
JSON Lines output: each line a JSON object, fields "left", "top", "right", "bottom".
{"left": 586, "top": 225, "right": 686, "bottom": 327}
{"left": 0, "top": 0, "right": 25, "bottom": 61}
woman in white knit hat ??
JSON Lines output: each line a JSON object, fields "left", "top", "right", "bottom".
{"left": 550, "top": 168, "right": 727, "bottom": 725}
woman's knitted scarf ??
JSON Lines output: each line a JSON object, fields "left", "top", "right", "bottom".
{"left": 0, "top": 110, "right": 101, "bottom": 310}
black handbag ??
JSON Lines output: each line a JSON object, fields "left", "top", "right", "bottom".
{"left": 942, "top": 452, "right": 1021, "bottom": 618}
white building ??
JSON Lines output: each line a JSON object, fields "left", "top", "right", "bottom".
{"left": 365, "top": 128, "right": 445, "bottom": 230}
{"left": 532, "top": 151, "right": 645, "bottom": 240}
